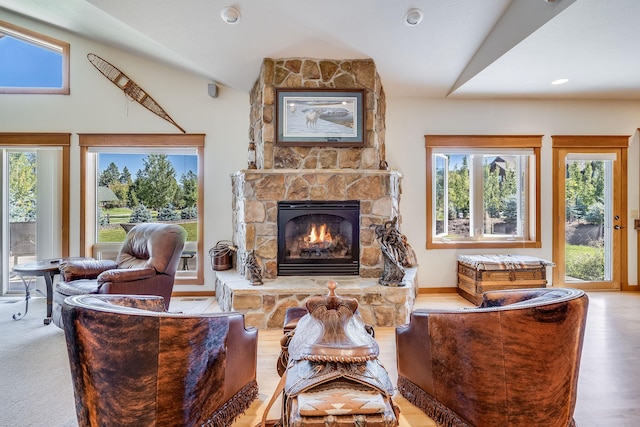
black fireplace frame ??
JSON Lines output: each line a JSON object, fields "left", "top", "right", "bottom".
{"left": 277, "top": 200, "right": 360, "bottom": 276}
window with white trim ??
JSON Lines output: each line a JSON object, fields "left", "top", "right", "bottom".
{"left": 426, "top": 135, "right": 541, "bottom": 249}
{"left": 0, "top": 20, "right": 70, "bottom": 94}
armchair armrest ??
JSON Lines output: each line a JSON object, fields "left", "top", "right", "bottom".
{"left": 98, "top": 267, "right": 156, "bottom": 284}
{"left": 59, "top": 259, "right": 118, "bottom": 281}
{"left": 79, "top": 295, "right": 167, "bottom": 312}
{"left": 478, "top": 288, "right": 549, "bottom": 308}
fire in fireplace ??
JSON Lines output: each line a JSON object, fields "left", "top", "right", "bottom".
{"left": 277, "top": 200, "right": 360, "bottom": 275}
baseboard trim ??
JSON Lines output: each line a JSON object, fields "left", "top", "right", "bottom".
{"left": 418, "top": 287, "right": 458, "bottom": 294}
{"left": 172, "top": 291, "right": 216, "bottom": 297}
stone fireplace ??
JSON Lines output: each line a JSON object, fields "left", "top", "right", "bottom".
{"left": 231, "top": 57, "right": 401, "bottom": 279}
{"left": 216, "top": 57, "right": 416, "bottom": 328}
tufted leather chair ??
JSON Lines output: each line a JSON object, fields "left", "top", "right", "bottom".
{"left": 62, "top": 294, "right": 259, "bottom": 427}
{"left": 396, "top": 288, "right": 589, "bottom": 427}
{"left": 52, "top": 223, "right": 186, "bottom": 328}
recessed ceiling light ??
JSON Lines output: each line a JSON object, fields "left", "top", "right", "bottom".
{"left": 551, "top": 78, "right": 569, "bottom": 85}
{"left": 404, "top": 8, "right": 423, "bottom": 26}
{"left": 221, "top": 6, "right": 241, "bottom": 25}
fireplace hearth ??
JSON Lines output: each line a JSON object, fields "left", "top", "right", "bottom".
{"left": 277, "top": 200, "right": 360, "bottom": 276}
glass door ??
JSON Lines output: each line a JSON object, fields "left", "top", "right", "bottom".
{"left": 1, "top": 148, "right": 62, "bottom": 295}
{"left": 7, "top": 151, "right": 37, "bottom": 292}
{"left": 553, "top": 148, "right": 624, "bottom": 290}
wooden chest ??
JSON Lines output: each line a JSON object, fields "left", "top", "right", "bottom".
{"left": 457, "top": 255, "right": 551, "bottom": 305}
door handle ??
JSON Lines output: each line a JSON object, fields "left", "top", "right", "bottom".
{"left": 614, "top": 225, "right": 624, "bottom": 230}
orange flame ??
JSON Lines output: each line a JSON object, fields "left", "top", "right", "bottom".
{"left": 308, "top": 223, "right": 333, "bottom": 244}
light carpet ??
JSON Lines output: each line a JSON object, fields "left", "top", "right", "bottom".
{"left": 0, "top": 297, "right": 78, "bottom": 427}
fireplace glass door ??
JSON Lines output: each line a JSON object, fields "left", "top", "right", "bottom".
{"left": 277, "top": 201, "right": 359, "bottom": 275}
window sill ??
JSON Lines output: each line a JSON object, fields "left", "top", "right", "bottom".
{"left": 427, "top": 240, "right": 541, "bottom": 250}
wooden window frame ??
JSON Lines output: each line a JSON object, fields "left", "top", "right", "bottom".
{"left": 425, "top": 135, "right": 542, "bottom": 250}
{"left": 0, "top": 133, "right": 70, "bottom": 256}
{"left": 0, "top": 20, "right": 70, "bottom": 95}
{"left": 78, "top": 133, "right": 205, "bottom": 286}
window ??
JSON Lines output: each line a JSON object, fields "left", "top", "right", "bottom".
{"left": 1, "top": 133, "right": 70, "bottom": 295}
{"left": 79, "top": 134, "right": 205, "bottom": 285}
{"left": 0, "top": 20, "right": 70, "bottom": 94}
{"left": 426, "top": 135, "right": 541, "bottom": 249}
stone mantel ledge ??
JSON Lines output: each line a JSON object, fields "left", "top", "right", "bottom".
{"left": 231, "top": 169, "right": 403, "bottom": 178}
{"left": 215, "top": 267, "right": 418, "bottom": 329}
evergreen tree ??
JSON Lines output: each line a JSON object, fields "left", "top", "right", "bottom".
{"left": 99, "top": 162, "right": 120, "bottom": 187}
{"left": 565, "top": 160, "right": 606, "bottom": 223}
{"left": 448, "top": 155, "right": 469, "bottom": 218}
{"left": 9, "top": 152, "right": 37, "bottom": 222}
{"left": 98, "top": 208, "right": 109, "bottom": 226}
{"left": 129, "top": 203, "right": 152, "bottom": 223}
{"left": 585, "top": 202, "right": 605, "bottom": 225}
{"left": 565, "top": 162, "right": 582, "bottom": 221}
{"left": 158, "top": 203, "right": 181, "bottom": 221}
{"left": 120, "top": 166, "right": 132, "bottom": 184}
{"left": 504, "top": 196, "right": 518, "bottom": 223}
{"left": 181, "top": 206, "right": 198, "bottom": 219}
{"left": 483, "top": 166, "right": 502, "bottom": 219}
{"left": 181, "top": 170, "right": 198, "bottom": 208}
{"left": 133, "top": 154, "right": 178, "bottom": 211}
{"left": 172, "top": 186, "right": 185, "bottom": 209}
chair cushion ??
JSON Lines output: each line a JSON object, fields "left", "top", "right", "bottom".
{"left": 59, "top": 259, "right": 117, "bottom": 281}
{"left": 55, "top": 280, "right": 101, "bottom": 297}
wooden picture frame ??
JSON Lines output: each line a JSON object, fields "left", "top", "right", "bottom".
{"left": 275, "top": 89, "right": 365, "bottom": 147}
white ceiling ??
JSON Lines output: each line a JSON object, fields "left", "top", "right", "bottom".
{"left": 2, "top": 0, "right": 640, "bottom": 99}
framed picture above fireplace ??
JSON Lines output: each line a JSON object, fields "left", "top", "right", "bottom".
{"left": 275, "top": 89, "right": 365, "bottom": 147}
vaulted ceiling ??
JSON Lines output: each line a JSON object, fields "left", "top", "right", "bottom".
{"left": 2, "top": 0, "right": 640, "bottom": 99}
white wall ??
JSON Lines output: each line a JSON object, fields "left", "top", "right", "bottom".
{"left": 2, "top": 11, "right": 639, "bottom": 292}
{"left": 385, "top": 98, "right": 640, "bottom": 288}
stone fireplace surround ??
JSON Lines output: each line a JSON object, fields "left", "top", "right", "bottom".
{"left": 231, "top": 168, "right": 402, "bottom": 279}
{"left": 215, "top": 58, "right": 417, "bottom": 328}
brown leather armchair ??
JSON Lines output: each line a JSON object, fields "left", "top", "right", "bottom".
{"left": 62, "top": 294, "right": 259, "bottom": 427}
{"left": 52, "top": 222, "right": 186, "bottom": 328}
{"left": 396, "top": 288, "right": 588, "bottom": 427}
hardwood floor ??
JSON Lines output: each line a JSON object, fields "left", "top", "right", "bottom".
{"left": 171, "top": 291, "right": 640, "bottom": 426}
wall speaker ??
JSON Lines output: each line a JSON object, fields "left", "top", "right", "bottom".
{"left": 208, "top": 83, "right": 218, "bottom": 98}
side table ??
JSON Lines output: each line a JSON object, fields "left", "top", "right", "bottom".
{"left": 180, "top": 250, "right": 196, "bottom": 270}
{"left": 11, "top": 259, "right": 62, "bottom": 325}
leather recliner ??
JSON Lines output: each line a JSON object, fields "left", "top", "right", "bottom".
{"left": 396, "top": 288, "right": 589, "bottom": 427}
{"left": 52, "top": 222, "right": 186, "bottom": 328}
{"left": 62, "top": 294, "right": 259, "bottom": 427}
